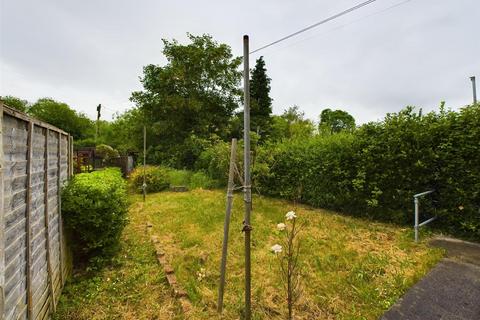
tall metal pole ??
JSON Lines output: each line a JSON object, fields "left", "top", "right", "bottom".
{"left": 143, "top": 125, "right": 146, "bottom": 202}
{"left": 218, "top": 138, "right": 237, "bottom": 313}
{"left": 471, "top": 76, "right": 477, "bottom": 105}
{"left": 242, "top": 34, "right": 252, "bottom": 320}
{"left": 414, "top": 197, "right": 419, "bottom": 243}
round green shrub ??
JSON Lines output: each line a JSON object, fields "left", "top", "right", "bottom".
{"left": 62, "top": 168, "right": 128, "bottom": 265}
{"left": 129, "top": 165, "right": 170, "bottom": 193}
{"left": 95, "top": 144, "right": 120, "bottom": 160}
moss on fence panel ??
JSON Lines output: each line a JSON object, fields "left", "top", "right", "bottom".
{"left": 62, "top": 168, "right": 128, "bottom": 266}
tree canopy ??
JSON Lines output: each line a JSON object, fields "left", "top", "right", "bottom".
{"left": 28, "top": 98, "right": 94, "bottom": 139}
{"left": 319, "top": 108, "right": 356, "bottom": 133}
{"left": 270, "top": 106, "right": 315, "bottom": 141}
{"left": 130, "top": 33, "right": 242, "bottom": 167}
{"left": 1, "top": 95, "right": 29, "bottom": 112}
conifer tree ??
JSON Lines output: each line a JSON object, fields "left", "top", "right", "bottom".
{"left": 250, "top": 56, "right": 273, "bottom": 139}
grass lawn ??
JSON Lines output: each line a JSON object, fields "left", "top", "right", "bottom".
{"left": 53, "top": 197, "right": 182, "bottom": 320}
{"left": 55, "top": 189, "right": 443, "bottom": 319}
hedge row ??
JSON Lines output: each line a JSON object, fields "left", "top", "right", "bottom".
{"left": 62, "top": 168, "right": 129, "bottom": 266}
{"left": 198, "top": 105, "right": 480, "bottom": 239}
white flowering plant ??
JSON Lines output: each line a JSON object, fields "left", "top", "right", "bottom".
{"left": 271, "top": 243, "right": 283, "bottom": 254}
{"left": 285, "top": 211, "right": 296, "bottom": 220}
{"left": 197, "top": 267, "right": 207, "bottom": 281}
{"left": 270, "top": 209, "right": 304, "bottom": 320}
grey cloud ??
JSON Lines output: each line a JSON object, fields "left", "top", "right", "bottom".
{"left": 1, "top": 0, "right": 479, "bottom": 124}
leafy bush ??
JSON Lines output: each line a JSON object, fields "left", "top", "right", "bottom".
{"left": 62, "top": 168, "right": 128, "bottom": 265}
{"left": 96, "top": 144, "right": 120, "bottom": 160}
{"left": 195, "top": 140, "right": 232, "bottom": 184}
{"left": 195, "top": 138, "right": 251, "bottom": 187}
{"left": 74, "top": 137, "right": 96, "bottom": 148}
{"left": 124, "top": 103, "right": 480, "bottom": 241}
{"left": 255, "top": 134, "right": 360, "bottom": 212}
{"left": 129, "top": 165, "right": 219, "bottom": 192}
{"left": 256, "top": 105, "right": 480, "bottom": 239}
{"left": 129, "top": 165, "right": 170, "bottom": 193}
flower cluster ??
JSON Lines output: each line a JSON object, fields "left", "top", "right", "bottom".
{"left": 197, "top": 267, "right": 206, "bottom": 281}
{"left": 277, "top": 223, "right": 286, "bottom": 231}
{"left": 270, "top": 211, "right": 297, "bottom": 254}
{"left": 270, "top": 210, "right": 302, "bottom": 319}
{"left": 271, "top": 244, "right": 283, "bottom": 254}
{"left": 286, "top": 211, "right": 297, "bottom": 220}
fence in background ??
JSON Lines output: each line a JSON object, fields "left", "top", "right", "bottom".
{"left": 74, "top": 147, "right": 135, "bottom": 177}
{"left": 104, "top": 156, "right": 134, "bottom": 177}
{"left": 1, "top": 102, "right": 73, "bottom": 320}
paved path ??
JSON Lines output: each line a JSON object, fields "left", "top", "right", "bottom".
{"left": 382, "top": 237, "right": 480, "bottom": 320}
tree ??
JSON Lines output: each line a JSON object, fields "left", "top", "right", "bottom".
{"left": 270, "top": 106, "right": 315, "bottom": 141}
{"left": 74, "top": 120, "right": 118, "bottom": 149}
{"left": 250, "top": 56, "right": 273, "bottom": 138}
{"left": 319, "top": 108, "right": 356, "bottom": 133}
{"left": 104, "top": 108, "right": 144, "bottom": 154}
{"left": 282, "top": 105, "right": 305, "bottom": 123}
{"left": 1, "top": 95, "right": 29, "bottom": 112}
{"left": 28, "top": 98, "right": 94, "bottom": 139}
{"left": 131, "top": 34, "right": 242, "bottom": 168}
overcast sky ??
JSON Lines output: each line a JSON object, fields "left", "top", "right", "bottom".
{"left": 1, "top": 0, "right": 479, "bottom": 123}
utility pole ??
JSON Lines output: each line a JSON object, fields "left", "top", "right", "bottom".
{"left": 471, "top": 76, "right": 477, "bottom": 105}
{"left": 143, "top": 125, "right": 147, "bottom": 202}
{"left": 95, "top": 104, "right": 101, "bottom": 143}
{"left": 242, "top": 34, "right": 252, "bottom": 320}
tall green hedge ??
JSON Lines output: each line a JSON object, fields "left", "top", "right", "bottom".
{"left": 198, "top": 105, "right": 480, "bottom": 239}
{"left": 269, "top": 105, "right": 479, "bottom": 238}
{"left": 62, "top": 168, "right": 129, "bottom": 265}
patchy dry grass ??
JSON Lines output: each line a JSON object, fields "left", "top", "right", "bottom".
{"left": 139, "top": 189, "right": 443, "bottom": 320}
{"left": 53, "top": 199, "right": 182, "bottom": 320}
{"left": 54, "top": 189, "right": 442, "bottom": 319}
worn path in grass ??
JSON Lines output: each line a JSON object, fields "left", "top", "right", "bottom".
{"left": 382, "top": 237, "right": 480, "bottom": 320}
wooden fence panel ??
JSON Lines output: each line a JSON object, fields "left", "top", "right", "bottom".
{"left": 30, "top": 125, "right": 49, "bottom": 320}
{"left": 1, "top": 103, "right": 72, "bottom": 320}
{"left": 3, "top": 113, "right": 29, "bottom": 320}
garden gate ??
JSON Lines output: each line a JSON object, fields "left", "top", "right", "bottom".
{"left": 0, "top": 102, "right": 73, "bottom": 320}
